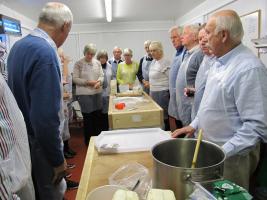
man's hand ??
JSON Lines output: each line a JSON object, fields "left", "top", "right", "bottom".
{"left": 171, "top": 126, "right": 195, "bottom": 138}
{"left": 52, "top": 159, "right": 67, "bottom": 185}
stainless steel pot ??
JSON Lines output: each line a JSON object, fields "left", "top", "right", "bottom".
{"left": 151, "top": 138, "right": 225, "bottom": 200}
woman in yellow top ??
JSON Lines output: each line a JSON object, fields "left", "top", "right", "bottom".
{"left": 116, "top": 48, "right": 139, "bottom": 89}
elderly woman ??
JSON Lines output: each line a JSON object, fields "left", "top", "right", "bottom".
{"left": 149, "top": 41, "right": 171, "bottom": 130}
{"left": 96, "top": 50, "right": 113, "bottom": 130}
{"left": 73, "top": 43, "right": 104, "bottom": 145}
{"left": 116, "top": 48, "right": 139, "bottom": 90}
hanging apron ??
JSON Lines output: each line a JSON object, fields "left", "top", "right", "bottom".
{"left": 192, "top": 55, "right": 215, "bottom": 119}
{"left": 176, "top": 51, "right": 195, "bottom": 126}
{"left": 102, "top": 63, "right": 113, "bottom": 114}
{"left": 141, "top": 56, "right": 152, "bottom": 94}
{"left": 168, "top": 51, "right": 184, "bottom": 119}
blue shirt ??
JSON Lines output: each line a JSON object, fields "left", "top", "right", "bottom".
{"left": 7, "top": 29, "right": 64, "bottom": 167}
{"left": 190, "top": 44, "right": 267, "bottom": 157}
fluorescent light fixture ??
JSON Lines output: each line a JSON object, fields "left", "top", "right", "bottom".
{"left": 104, "top": 0, "right": 112, "bottom": 22}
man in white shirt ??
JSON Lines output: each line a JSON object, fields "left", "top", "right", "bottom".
{"left": 172, "top": 10, "right": 267, "bottom": 189}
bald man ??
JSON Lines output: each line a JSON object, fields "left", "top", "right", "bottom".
{"left": 172, "top": 10, "right": 267, "bottom": 189}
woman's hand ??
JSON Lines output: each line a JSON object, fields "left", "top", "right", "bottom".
{"left": 86, "top": 80, "right": 97, "bottom": 86}
{"left": 94, "top": 81, "right": 101, "bottom": 89}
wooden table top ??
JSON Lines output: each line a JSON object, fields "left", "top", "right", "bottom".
{"left": 76, "top": 137, "right": 153, "bottom": 200}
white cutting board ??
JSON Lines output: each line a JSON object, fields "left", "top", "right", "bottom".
{"left": 95, "top": 128, "right": 172, "bottom": 153}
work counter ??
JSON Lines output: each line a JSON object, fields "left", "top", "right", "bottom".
{"left": 108, "top": 92, "right": 163, "bottom": 129}
{"left": 76, "top": 137, "right": 153, "bottom": 200}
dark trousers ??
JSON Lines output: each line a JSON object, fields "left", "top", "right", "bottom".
{"left": 101, "top": 113, "right": 109, "bottom": 131}
{"left": 82, "top": 110, "right": 102, "bottom": 145}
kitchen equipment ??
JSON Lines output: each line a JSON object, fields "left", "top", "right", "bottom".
{"left": 152, "top": 138, "right": 225, "bottom": 200}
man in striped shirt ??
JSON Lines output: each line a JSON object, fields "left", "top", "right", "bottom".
{"left": 0, "top": 56, "right": 35, "bottom": 199}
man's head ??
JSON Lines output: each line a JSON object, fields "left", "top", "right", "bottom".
{"left": 198, "top": 27, "right": 211, "bottom": 55}
{"left": 205, "top": 10, "right": 243, "bottom": 57}
{"left": 181, "top": 24, "right": 200, "bottom": 50}
{"left": 38, "top": 2, "right": 73, "bottom": 48}
{"left": 113, "top": 46, "right": 122, "bottom": 60}
{"left": 169, "top": 26, "right": 183, "bottom": 49}
{"left": 144, "top": 40, "right": 152, "bottom": 56}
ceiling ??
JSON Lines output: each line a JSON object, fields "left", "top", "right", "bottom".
{"left": 2, "top": 0, "right": 205, "bottom": 24}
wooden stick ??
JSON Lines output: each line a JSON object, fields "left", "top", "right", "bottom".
{"left": 191, "top": 129, "right": 203, "bottom": 168}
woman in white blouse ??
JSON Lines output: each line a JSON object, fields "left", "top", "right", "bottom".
{"left": 149, "top": 41, "right": 171, "bottom": 130}
{"left": 73, "top": 43, "right": 104, "bottom": 145}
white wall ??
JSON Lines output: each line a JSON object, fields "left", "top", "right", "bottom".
{"left": 0, "top": 4, "right": 36, "bottom": 50}
{"left": 175, "top": 0, "right": 267, "bottom": 66}
{"left": 62, "top": 20, "right": 175, "bottom": 72}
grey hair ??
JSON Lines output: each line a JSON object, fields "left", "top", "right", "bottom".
{"left": 169, "top": 25, "right": 183, "bottom": 35}
{"left": 83, "top": 43, "right": 97, "bottom": 55}
{"left": 214, "top": 13, "right": 244, "bottom": 43}
{"left": 39, "top": 2, "right": 73, "bottom": 28}
{"left": 144, "top": 40, "right": 151, "bottom": 47}
{"left": 113, "top": 46, "right": 122, "bottom": 52}
{"left": 123, "top": 48, "right": 133, "bottom": 56}
{"left": 185, "top": 24, "right": 201, "bottom": 37}
{"left": 149, "top": 41, "right": 164, "bottom": 55}
{"left": 96, "top": 50, "right": 108, "bottom": 60}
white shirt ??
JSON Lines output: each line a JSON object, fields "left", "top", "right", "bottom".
{"left": 191, "top": 44, "right": 267, "bottom": 157}
{"left": 149, "top": 58, "right": 170, "bottom": 91}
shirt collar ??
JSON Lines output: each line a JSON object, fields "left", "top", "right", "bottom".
{"left": 175, "top": 46, "right": 184, "bottom": 56}
{"left": 217, "top": 43, "right": 243, "bottom": 66}
{"left": 30, "top": 28, "right": 57, "bottom": 51}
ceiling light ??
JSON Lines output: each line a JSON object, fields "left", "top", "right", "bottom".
{"left": 104, "top": 0, "right": 112, "bottom": 22}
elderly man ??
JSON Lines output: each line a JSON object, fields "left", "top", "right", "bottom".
{"left": 108, "top": 46, "right": 123, "bottom": 79}
{"left": 172, "top": 10, "right": 267, "bottom": 189}
{"left": 168, "top": 26, "right": 186, "bottom": 131}
{"left": 137, "top": 40, "right": 153, "bottom": 94}
{"left": 7, "top": 2, "right": 73, "bottom": 199}
{"left": 175, "top": 24, "right": 204, "bottom": 126}
{"left": 0, "top": 44, "right": 35, "bottom": 200}
{"left": 191, "top": 27, "right": 214, "bottom": 119}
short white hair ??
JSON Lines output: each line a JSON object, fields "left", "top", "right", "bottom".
{"left": 83, "top": 43, "right": 97, "bottom": 55}
{"left": 39, "top": 2, "right": 73, "bottom": 28}
{"left": 113, "top": 46, "right": 122, "bottom": 52}
{"left": 213, "top": 11, "right": 244, "bottom": 43}
{"left": 149, "top": 41, "right": 164, "bottom": 55}
{"left": 169, "top": 26, "right": 183, "bottom": 35}
{"left": 144, "top": 40, "right": 151, "bottom": 47}
{"left": 185, "top": 24, "right": 201, "bottom": 37}
{"left": 123, "top": 48, "right": 133, "bottom": 56}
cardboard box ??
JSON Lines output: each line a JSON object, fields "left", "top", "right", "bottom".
{"left": 108, "top": 93, "right": 164, "bottom": 129}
